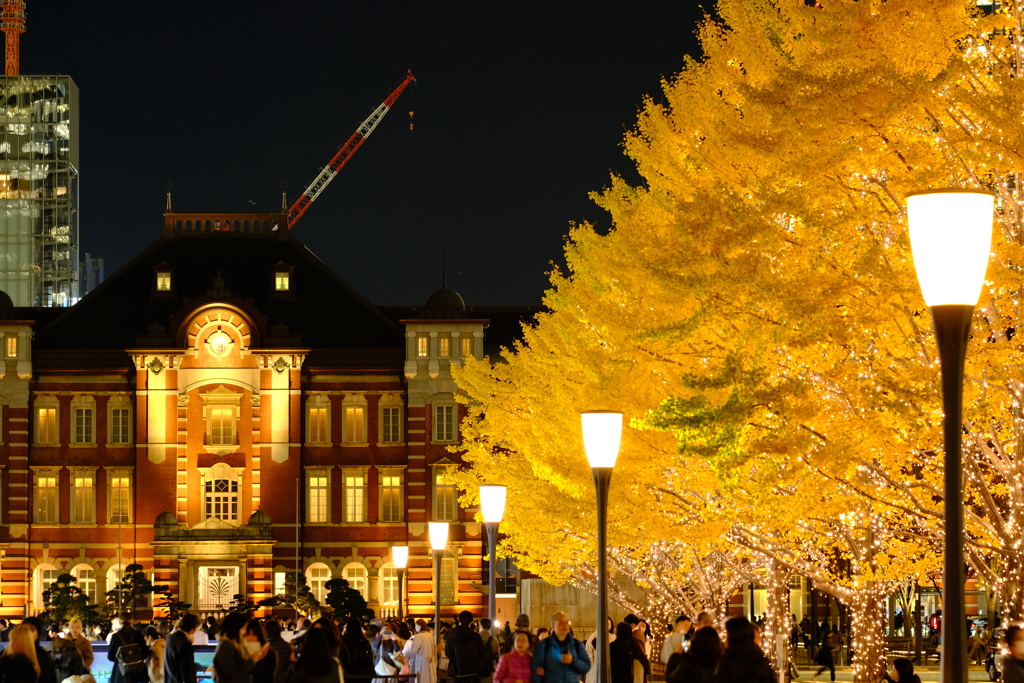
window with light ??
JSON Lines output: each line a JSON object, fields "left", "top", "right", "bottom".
{"left": 5, "top": 336, "right": 15, "bottom": 358}
{"left": 306, "top": 564, "right": 331, "bottom": 603}
{"left": 345, "top": 406, "right": 365, "bottom": 443}
{"left": 275, "top": 272, "right": 290, "bottom": 291}
{"left": 433, "top": 469, "right": 458, "bottom": 522}
{"left": 440, "top": 552, "right": 456, "bottom": 605}
{"left": 209, "top": 408, "right": 235, "bottom": 446}
{"left": 72, "top": 473, "right": 95, "bottom": 523}
{"left": 344, "top": 474, "right": 367, "bottom": 522}
{"left": 461, "top": 336, "right": 473, "bottom": 358}
{"left": 157, "top": 272, "right": 172, "bottom": 291}
{"left": 343, "top": 563, "right": 368, "bottom": 600}
{"left": 37, "top": 407, "right": 57, "bottom": 444}
{"left": 380, "top": 563, "right": 399, "bottom": 606}
{"left": 438, "top": 337, "right": 450, "bottom": 358}
{"left": 205, "top": 478, "right": 239, "bottom": 522}
{"left": 380, "top": 473, "right": 403, "bottom": 522}
{"left": 109, "top": 475, "right": 131, "bottom": 524}
{"left": 72, "top": 565, "right": 97, "bottom": 604}
{"left": 308, "top": 407, "right": 328, "bottom": 443}
{"left": 35, "top": 474, "right": 58, "bottom": 523}
{"left": 417, "top": 335, "right": 428, "bottom": 357}
{"left": 308, "top": 474, "right": 328, "bottom": 523}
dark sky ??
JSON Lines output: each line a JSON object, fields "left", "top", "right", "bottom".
{"left": 23, "top": 1, "right": 704, "bottom": 306}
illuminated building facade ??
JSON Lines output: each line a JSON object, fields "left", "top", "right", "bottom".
{"left": 0, "top": 74, "right": 79, "bottom": 307}
{"left": 0, "top": 212, "right": 534, "bottom": 619}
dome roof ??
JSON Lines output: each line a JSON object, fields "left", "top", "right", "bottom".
{"left": 248, "top": 508, "right": 272, "bottom": 526}
{"left": 0, "top": 290, "right": 15, "bottom": 320}
{"left": 154, "top": 510, "right": 179, "bottom": 527}
{"left": 418, "top": 287, "right": 468, "bottom": 320}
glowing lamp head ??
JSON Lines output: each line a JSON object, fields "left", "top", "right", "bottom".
{"left": 392, "top": 546, "right": 410, "bottom": 569}
{"left": 906, "top": 190, "right": 994, "bottom": 306}
{"left": 581, "top": 411, "right": 623, "bottom": 468}
{"left": 429, "top": 522, "right": 450, "bottom": 551}
{"left": 479, "top": 485, "right": 507, "bottom": 524}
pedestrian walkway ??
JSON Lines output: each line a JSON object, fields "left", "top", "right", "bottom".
{"left": 793, "top": 665, "right": 990, "bottom": 681}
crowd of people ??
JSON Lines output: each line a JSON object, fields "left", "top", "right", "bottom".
{"left": 9, "top": 607, "right": 1024, "bottom": 683}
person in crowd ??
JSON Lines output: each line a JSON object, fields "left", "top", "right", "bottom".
{"left": 446, "top": 611, "right": 485, "bottom": 683}
{"left": 609, "top": 623, "right": 634, "bottom": 683}
{"left": 372, "top": 626, "right": 402, "bottom": 679}
{"left": 0, "top": 620, "right": 9, "bottom": 644}
{"left": 882, "top": 657, "right": 921, "bottom": 683}
{"left": 665, "top": 626, "right": 722, "bottom": 683}
{"left": 479, "top": 618, "right": 500, "bottom": 683}
{"left": 969, "top": 622, "right": 989, "bottom": 666}
{"left": 636, "top": 621, "right": 652, "bottom": 659}
{"left": 246, "top": 620, "right": 276, "bottom": 683}
{"left": 341, "top": 618, "right": 373, "bottom": 678}
{"left": 1002, "top": 625, "right": 1024, "bottom": 683}
{"left": 310, "top": 619, "right": 342, "bottom": 664}
{"left": 630, "top": 623, "right": 651, "bottom": 683}
{"left": 812, "top": 627, "right": 836, "bottom": 682}
{"left": 502, "top": 616, "right": 531, "bottom": 656}
{"left": 396, "top": 622, "right": 412, "bottom": 643}
{"left": 285, "top": 628, "right": 341, "bottom": 683}
{"left": 502, "top": 623, "right": 512, "bottom": 647}
{"left": 164, "top": 614, "right": 205, "bottom": 683}
{"left": 531, "top": 612, "right": 590, "bottom": 683}
{"left": 585, "top": 618, "right": 616, "bottom": 683}
{"left": 694, "top": 614, "right": 716, "bottom": 633}
{"left": 661, "top": 617, "right": 691, "bottom": 665}
{"left": 535, "top": 629, "right": 550, "bottom": 641}
{"left": 106, "top": 612, "right": 148, "bottom": 683}
{"left": 192, "top": 621, "right": 210, "bottom": 647}
{"left": 212, "top": 612, "right": 269, "bottom": 683}
{"left": 51, "top": 618, "right": 93, "bottom": 682}
{"left": 20, "top": 618, "right": 55, "bottom": 683}
{"left": 712, "top": 617, "right": 773, "bottom": 683}
{"left": 402, "top": 620, "right": 437, "bottom": 683}
{"left": 263, "top": 621, "right": 291, "bottom": 683}
{"left": 493, "top": 631, "right": 532, "bottom": 683}
{"left": 144, "top": 626, "right": 166, "bottom": 683}
{"left": 0, "top": 624, "right": 40, "bottom": 683}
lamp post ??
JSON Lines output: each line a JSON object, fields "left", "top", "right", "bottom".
{"left": 429, "top": 521, "right": 450, "bottom": 645}
{"left": 392, "top": 546, "right": 410, "bottom": 621}
{"left": 480, "top": 485, "right": 507, "bottom": 633}
{"left": 581, "top": 410, "right": 623, "bottom": 683}
{"left": 907, "top": 190, "right": 994, "bottom": 683}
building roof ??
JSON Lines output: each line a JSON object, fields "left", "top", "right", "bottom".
{"left": 31, "top": 218, "right": 403, "bottom": 351}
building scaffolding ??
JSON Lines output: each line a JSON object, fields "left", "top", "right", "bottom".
{"left": 0, "top": 74, "right": 79, "bottom": 306}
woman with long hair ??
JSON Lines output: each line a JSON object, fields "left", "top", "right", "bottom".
{"left": 0, "top": 624, "right": 41, "bottom": 683}
{"left": 213, "top": 612, "right": 270, "bottom": 683}
{"left": 144, "top": 625, "right": 166, "bottom": 683}
{"left": 286, "top": 628, "right": 342, "bottom": 683}
{"left": 264, "top": 620, "right": 292, "bottom": 683}
{"left": 312, "top": 618, "right": 343, "bottom": 664}
{"left": 609, "top": 623, "right": 634, "bottom": 683}
{"left": 631, "top": 623, "right": 651, "bottom": 683}
{"left": 341, "top": 619, "right": 373, "bottom": 677}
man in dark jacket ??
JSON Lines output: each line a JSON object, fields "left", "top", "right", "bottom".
{"left": 108, "top": 612, "right": 150, "bottom": 683}
{"left": 164, "top": 613, "right": 206, "bottom": 683}
{"left": 446, "top": 611, "right": 485, "bottom": 683}
{"left": 713, "top": 617, "right": 773, "bottom": 683}
{"left": 22, "top": 617, "right": 58, "bottom": 683}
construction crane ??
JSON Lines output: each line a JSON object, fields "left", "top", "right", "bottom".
{"left": 287, "top": 70, "right": 415, "bottom": 229}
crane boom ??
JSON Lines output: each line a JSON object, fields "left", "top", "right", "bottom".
{"left": 287, "top": 70, "right": 415, "bottom": 228}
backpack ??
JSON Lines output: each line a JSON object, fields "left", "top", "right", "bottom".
{"left": 480, "top": 634, "right": 497, "bottom": 677}
{"left": 116, "top": 632, "right": 147, "bottom": 680}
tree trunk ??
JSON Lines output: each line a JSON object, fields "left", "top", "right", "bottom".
{"left": 999, "top": 552, "right": 1024, "bottom": 623}
{"left": 846, "top": 590, "right": 888, "bottom": 683}
{"left": 761, "top": 561, "right": 791, "bottom": 675}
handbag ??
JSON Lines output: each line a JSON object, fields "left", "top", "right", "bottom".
{"left": 437, "top": 655, "right": 449, "bottom": 672}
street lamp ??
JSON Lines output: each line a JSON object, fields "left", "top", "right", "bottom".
{"left": 429, "top": 521, "right": 450, "bottom": 645}
{"left": 392, "top": 546, "right": 410, "bottom": 621}
{"left": 907, "top": 189, "right": 994, "bottom": 683}
{"left": 581, "top": 410, "right": 623, "bottom": 683}
{"left": 480, "top": 485, "right": 507, "bottom": 633}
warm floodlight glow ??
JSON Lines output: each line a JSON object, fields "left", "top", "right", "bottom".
{"left": 479, "top": 485, "right": 507, "bottom": 524}
{"left": 907, "top": 191, "right": 994, "bottom": 306}
{"left": 581, "top": 411, "right": 623, "bottom": 468}
{"left": 392, "top": 546, "right": 410, "bottom": 569}
{"left": 429, "top": 522, "right": 450, "bottom": 551}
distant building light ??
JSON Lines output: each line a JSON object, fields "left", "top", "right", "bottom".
{"left": 275, "top": 272, "right": 290, "bottom": 291}
{"left": 157, "top": 272, "right": 172, "bottom": 291}
{"left": 6, "top": 336, "right": 16, "bottom": 358}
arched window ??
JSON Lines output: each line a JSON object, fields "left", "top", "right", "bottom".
{"left": 306, "top": 562, "right": 331, "bottom": 604}
{"left": 379, "top": 562, "right": 398, "bottom": 607}
{"left": 343, "top": 562, "right": 368, "bottom": 600}
{"left": 33, "top": 563, "right": 58, "bottom": 611}
{"left": 71, "top": 563, "right": 97, "bottom": 604}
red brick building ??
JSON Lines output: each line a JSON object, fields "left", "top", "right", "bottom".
{"left": 0, "top": 212, "right": 536, "bottom": 620}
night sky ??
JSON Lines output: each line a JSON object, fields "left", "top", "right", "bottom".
{"left": 22, "top": 2, "right": 704, "bottom": 306}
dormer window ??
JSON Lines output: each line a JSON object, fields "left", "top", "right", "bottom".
{"left": 461, "top": 336, "right": 473, "bottom": 358}
{"left": 157, "top": 272, "right": 172, "bottom": 291}
{"left": 272, "top": 262, "right": 294, "bottom": 296}
{"left": 417, "top": 335, "right": 428, "bottom": 358}
{"left": 439, "top": 337, "right": 450, "bottom": 358}
{"left": 275, "top": 272, "right": 290, "bottom": 291}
